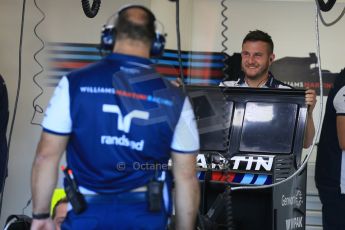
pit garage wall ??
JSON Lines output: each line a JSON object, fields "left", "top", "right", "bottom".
{"left": 0, "top": 0, "right": 344, "bottom": 228}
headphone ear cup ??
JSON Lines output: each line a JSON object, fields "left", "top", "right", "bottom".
{"left": 100, "top": 25, "right": 116, "bottom": 54}
{"left": 150, "top": 32, "right": 166, "bottom": 57}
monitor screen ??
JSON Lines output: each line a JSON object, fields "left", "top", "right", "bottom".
{"left": 239, "top": 102, "right": 298, "bottom": 154}
{"left": 188, "top": 89, "right": 233, "bottom": 151}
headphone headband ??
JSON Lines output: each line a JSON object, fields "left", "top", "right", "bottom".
{"left": 99, "top": 4, "right": 166, "bottom": 57}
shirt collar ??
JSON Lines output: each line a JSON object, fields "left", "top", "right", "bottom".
{"left": 264, "top": 72, "right": 276, "bottom": 88}
{"left": 238, "top": 71, "right": 276, "bottom": 88}
{"left": 105, "top": 53, "right": 153, "bottom": 66}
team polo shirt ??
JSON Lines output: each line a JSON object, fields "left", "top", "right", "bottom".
{"left": 315, "top": 70, "right": 345, "bottom": 193}
{"left": 220, "top": 72, "right": 292, "bottom": 89}
{"left": 42, "top": 53, "right": 199, "bottom": 194}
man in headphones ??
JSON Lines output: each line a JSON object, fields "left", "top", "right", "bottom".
{"left": 31, "top": 5, "right": 200, "bottom": 230}
{"left": 220, "top": 30, "right": 316, "bottom": 148}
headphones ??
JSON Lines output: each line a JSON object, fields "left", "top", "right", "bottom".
{"left": 99, "top": 5, "right": 166, "bottom": 57}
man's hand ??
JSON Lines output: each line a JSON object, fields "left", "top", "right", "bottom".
{"left": 31, "top": 132, "right": 69, "bottom": 223}
{"left": 303, "top": 89, "right": 316, "bottom": 148}
{"left": 31, "top": 219, "right": 55, "bottom": 230}
{"left": 305, "top": 89, "right": 317, "bottom": 114}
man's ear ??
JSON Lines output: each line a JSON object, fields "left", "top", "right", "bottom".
{"left": 269, "top": 54, "right": 275, "bottom": 63}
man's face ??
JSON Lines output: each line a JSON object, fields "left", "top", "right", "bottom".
{"left": 53, "top": 202, "right": 67, "bottom": 230}
{"left": 241, "top": 41, "right": 274, "bottom": 80}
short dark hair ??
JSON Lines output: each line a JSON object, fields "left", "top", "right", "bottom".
{"left": 52, "top": 197, "right": 68, "bottom": 219}
{"left": 242, "top": 30, "right": 274, "bottom": 53}
{"left": 115, "top": 5, "right": 156, "bottom": 45}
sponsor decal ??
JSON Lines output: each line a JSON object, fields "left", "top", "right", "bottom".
{"left": 231, "top": 155, "right": 273, "bottom": 171}
{"left": 196, "top": 154, "right": 208, "bottom": 169}
{"left": 101, "top": 104, "right": 149, "bottom": 151}
{"left": 196, "top": 154, "right": 228, "bottom": 170}
{"left": 119, "top": 66, "right": 141, "bottom": 74}
{"left": 281, "top": 189, "right": 304, "bottom": 208}
{"left": 101, "top": 135, "right": 144, "bottom": 151}
{"left": 80, "top": 86, "right": 115, "bottom": 94}
{"left": 283, "top": 81, "right": 304, "bottom": 88}
{"left": 103, "top": 104, "right": 149, "bottom": 133}
{"left": 196, "top": 154, "right": 274, "bottom": 172}
{"left": 80, "top": 86, "right": 173, "bottom": 106}
{"left": 115, "top": 89, "right": 173, "bottom": 106}
{"left": 285, "top": 216, "right": 303, "bottom": 230}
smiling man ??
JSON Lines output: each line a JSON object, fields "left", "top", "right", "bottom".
{"left": 221, "top": 30, "right": 292, "bottom": 88}
{"left": 220, "top": 30, "right": 316, "bottom": 148}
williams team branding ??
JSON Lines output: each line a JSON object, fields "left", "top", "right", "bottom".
{"left": 79, "top": 85, "right": 173, "bottom": 106}
{"left": 101, "top": 104, "right": 149, "bottom": 151}
{"left": 80, "top": 86, "right": 115, "bottom": 94}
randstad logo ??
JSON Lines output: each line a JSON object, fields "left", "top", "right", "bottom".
{"left": 102, "top": 104, "right": 149, "bottom": 133}
{"left": 101, "top": 104, "right": 149, "bottom": 151}
{"left": 101, "top": 135, "right": 145, "bottom": 151}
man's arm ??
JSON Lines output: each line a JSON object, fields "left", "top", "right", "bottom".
{"left": 303, "top": 89, "right": 316, "bottom": 148}
{"left": 172, "top": 151, "right": 200, "bottom": 230}
{"left": 337, "top": 116, "right": 345, "bottom": 150}
{"left": 31, "top": 131, "right": 68, "bottom": 230}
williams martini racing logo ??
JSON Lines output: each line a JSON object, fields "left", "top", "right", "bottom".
{"left": 197, "top": 154, "right": 274, "bottom": 172}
